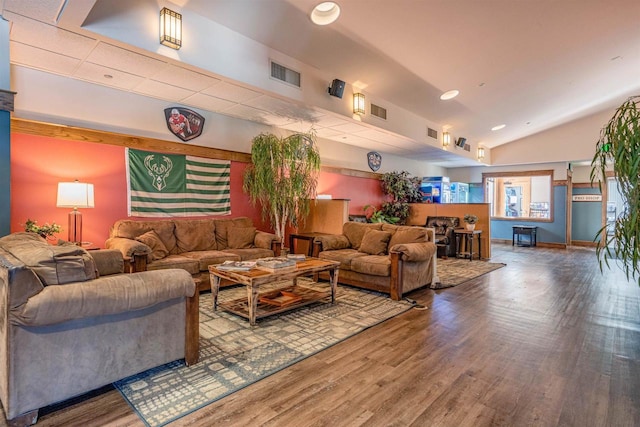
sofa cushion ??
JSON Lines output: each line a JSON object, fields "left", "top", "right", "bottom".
{"left": 342, "top": 222, "right": 382, "bottom": 249}
{"left": 222, "top": 248, "right": 274, "bottom": 261}
{"left": 317, "top": 248, "right": 367, "bottom": 270}
{"left": 215, "top": 217, "right": 253, "bottom": 249}
{"left": 351, "top": 255, "right": 391, "bottom": 277}
{"left": 388, "top": 226, "right": 426, "bottom": 248}
{"left": 0, "top": 232, "right": 97, "bottom": 285}
{"left": 174, "top": 220, "right": 217, "bottom": 252}
{"left": 181, "top": 250, "right": 241, "bottom": 271}
{"left": 359, "top": 229, "right": 392, "bottom": 255}
{"left": 146, "top": 255, "right": 200, "bottom": 275}
{"left": 111, "top": 220, "right": 177, "bottom": 254}
{"left": 228, "top": 226, "right": 256, "bottom": 249}
{"left": 136, "top": 230, "right": 169, "bottom": 261}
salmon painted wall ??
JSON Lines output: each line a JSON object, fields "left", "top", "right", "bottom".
{"left": 9, "top": 134, "right": 384, "bottom": 245}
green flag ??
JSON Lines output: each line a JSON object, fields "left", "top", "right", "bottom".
{"left": 127, "top": 148, "right": 231, "bottom": 216}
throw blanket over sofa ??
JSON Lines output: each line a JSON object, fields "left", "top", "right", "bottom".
{"left": 0, "top": 233, "right": 198, "bottom": 425}
{"left": 106, "top": 217, "right": 280, "bottom": 290}
{"left": 312, "top": 222, "right": 438, "bottom": 300}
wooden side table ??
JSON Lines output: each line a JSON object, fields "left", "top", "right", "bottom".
{"left": 289, "top": 232, "right": 330, "bottom": 256}
{"left": 454, "top": 229, "right": 482, "bottom": 261}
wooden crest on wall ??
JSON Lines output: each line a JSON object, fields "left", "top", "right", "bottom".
{"left": 164, "top": 107, "right": 205, "bottom": 142}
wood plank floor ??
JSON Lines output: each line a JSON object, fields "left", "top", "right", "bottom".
{"left": 3, "top": 243, "right": 640, "bottom": 427}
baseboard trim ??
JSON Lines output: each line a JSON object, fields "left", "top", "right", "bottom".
{"left": 571, "top": 240, "right": 599, "bottom": 248}
{"left": 491, "top": 239, "right": 567, "bottom": 249}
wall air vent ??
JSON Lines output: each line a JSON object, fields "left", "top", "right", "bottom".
{"left": 370, "top": 103, "right": 387, "bottom": 120}
{"left": 427, "top": 127, "right": 438, "bottom": 139}
{"left": 464, "top": 144, "right": 471, "bottom": 152}
{"left": 270, "top": 61, "right": 301, "bottom": 88}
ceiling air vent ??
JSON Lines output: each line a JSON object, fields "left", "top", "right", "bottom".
{"left": 270, "top": 61, "right": 301, "bottom": 88}
{"left": 427, "top": 127, "right": 438, "bottom": 139}
{"left": 371, "top": 103, "right": 387, "bottom": 120}
{"left": 464, "top": 144, "right": 471, "bottom": 152}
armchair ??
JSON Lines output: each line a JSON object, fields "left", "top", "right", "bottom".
{"left": 425, "top": 216, "right": 460, "bottom": 258}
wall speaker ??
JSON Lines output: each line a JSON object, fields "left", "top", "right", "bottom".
{"left": 455, "top": 137, "right": 467, "bottom": 148}
{"left": 328, "top": 79, "right": 345, "bottom": 98}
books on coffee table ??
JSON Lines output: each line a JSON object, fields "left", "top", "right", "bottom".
{"left": 216, "top": 261, "right": 256, "bottom": 271}
{"left": 255, "top": 257, "right": 296, "bottom": 272}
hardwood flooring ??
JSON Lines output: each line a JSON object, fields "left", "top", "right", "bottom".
{"left": 3, "top": 243, "right": 640, "bottom": 426}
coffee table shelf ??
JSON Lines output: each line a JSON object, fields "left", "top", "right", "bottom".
{"left": 219, "top": 285, "right": 331, "bottom": 322}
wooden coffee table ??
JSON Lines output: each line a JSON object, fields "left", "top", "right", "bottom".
{"left": 208, "top": 258, "right": 340, "bottom": 326}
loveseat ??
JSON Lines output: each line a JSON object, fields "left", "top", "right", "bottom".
{"left": 425, "top": 216, "right": 460, "bottom": 258}
{"left": 105, "top": 217, "right": 281, "bottom": 291}
{"left": 311, "top": 222, "right": 438, "bottom": 300}
{"left": 0, "top": 232, "right": 198, "bottom": 425}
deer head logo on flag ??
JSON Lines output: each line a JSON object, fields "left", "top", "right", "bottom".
{"left": 144, "top": 155, "right": 173, "bottom": 191}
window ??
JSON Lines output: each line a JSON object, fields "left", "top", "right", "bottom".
{"left": 482, "top": 170, "right": 553, "bottom": 221}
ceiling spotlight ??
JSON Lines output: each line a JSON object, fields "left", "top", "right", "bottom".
{"left": 491, "top": 124, "right": 506, "bottom": 131}
{"left": 311, "top": 2, "right": 341, "bottom": 25}
{"left": 440, "top": 90, "right": 459, "bottom": 100}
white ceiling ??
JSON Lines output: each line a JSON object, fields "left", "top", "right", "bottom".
{"left": 3, "top": 0, "right": 640, "bottom": 168}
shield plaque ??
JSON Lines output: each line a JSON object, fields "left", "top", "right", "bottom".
{"left": 367, "top": 151, "right": 382, "bottom": 171}
{"left": 164, "top": 107, "right": 205, "bottom": 142}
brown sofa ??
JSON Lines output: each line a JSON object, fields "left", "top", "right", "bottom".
{"left": 105, "top": 217, "right": 281, "bottom": 291}
{"left": 311, "top": 222, "right": 438, "bottom": 300}
{"left": 0, "top": 232, "right": 198, "bottom": 425}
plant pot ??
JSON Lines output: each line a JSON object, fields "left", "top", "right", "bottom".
{"left": 466, "top": 223, "right": 476, "bottom": 231}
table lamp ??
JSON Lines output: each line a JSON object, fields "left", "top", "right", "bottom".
{"left": 56, "top": 180, "right": 95, "bottom": 244}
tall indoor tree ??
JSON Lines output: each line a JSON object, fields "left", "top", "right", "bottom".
{"left": 243, "top": 132, "right": 321, "bottom": 248}
{"left": 590, "top": 95, "right": 640, "bottom": 285}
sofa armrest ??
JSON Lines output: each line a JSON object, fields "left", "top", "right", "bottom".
{"left": 313, "top": 235, "right": 351, "bottom": 252}
{"left": 254, "top": 231, "right": 278, "bottom": 249}
{"left": 89, "top": 249, "right": 124, "bottom": 276}
{"left": 389, "top": 242, "right": 437, "bottom": 262}
{"left": 10, "top": 269, "right": 196, "bottom": 327}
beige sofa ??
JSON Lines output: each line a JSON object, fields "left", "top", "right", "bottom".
{"left": 311, "top": 222, "right": 438, "bottom": 300}
{"left": 0, "top": 232, "right": 198, "bottom": 425}
{"left": 105, "top": 217, "right": 281, "bottom": 290}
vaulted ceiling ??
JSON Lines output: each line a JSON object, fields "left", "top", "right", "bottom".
{"left": 3, "top": 0, "right": 639, "bottom": 168}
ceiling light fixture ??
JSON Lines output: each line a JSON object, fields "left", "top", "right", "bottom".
{"left": 310, "top": 2, "right": 341, "bottom": 25}
{"left": 442, "top": 131, "right": 451, "bottom": 147}
{"left": 440, "top": 90, "right": 459, "bottom": 100}
{"left": 353, "top": 93, "right": 365, "bottom": 115}
{"left": 477, "top": 147, "right": 485, "bottom": 160}
{"left": 491, "top": 124, "right": 506, "bottom": 131}
{"left": 160, "top": 7, "right": 182, "bottom": 50}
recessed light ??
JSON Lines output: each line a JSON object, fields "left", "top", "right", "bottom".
{"left": 311, "top": 2, "right": 341, "bottom": 25}
{"left": 491, "top": 124, "right": 506, "bottom": 131}
{"left": 440, "top": 90, "right": 459, "bottom": 100}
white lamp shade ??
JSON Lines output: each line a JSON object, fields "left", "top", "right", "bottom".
{"left": 57, "top": 182, "right": 95, "bottom": 209}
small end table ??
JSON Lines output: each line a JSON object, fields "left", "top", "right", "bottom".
{"left": 454, "top": 229, "right": 482, "bottom": 261}
{"left": 512, "top": 225, "right": 537, "bottom": 247}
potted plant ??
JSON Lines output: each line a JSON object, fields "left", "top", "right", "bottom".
{"left": 243, "top": 131, "right": 321, "bottom": 249}
{"left": 363, "top": 204, "right": 400, "bottom": 224}
{"left": 590, "top": 95, "right": 640, "bottom": 285}
{"left": 463, "top": 214, "right": 478, "bottom": 231}
{"left": 380, "top": 170, "right": 423, "bottom": 224}
{"left": 24, "top": 218, "right": 62, "bottom": 241}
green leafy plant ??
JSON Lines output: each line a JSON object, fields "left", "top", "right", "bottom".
{"left": 590, "top": 95, "right": 640, "bottom": 285}
{"left": 464, "top": 214, "right": 478, "bottom": 224}
{"left": 243, "top": 132, "right": 321, "bottom": 247}
{"left": 24, "top": 219, "right": 62, "bottom": 239}
{"left": 363, "top": 204, "right": 400, "bottom": 224}
{"left": 380, "top": 170, "right": 422, "bottom": 224}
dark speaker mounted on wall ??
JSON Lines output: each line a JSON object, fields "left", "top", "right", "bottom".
{"left": 328, "top": 79, "right": 345, "bottom": 98}
{"left": 455, "top": 137, "right": 467, "bottom": 148}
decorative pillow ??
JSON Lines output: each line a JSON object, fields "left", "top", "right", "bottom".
{"left": 227, "top": 227, "right": 256, "bottom": 249}
{"left": 359, "top": 229, "right": 392, "bottom": 256}
{"left": 316, "top": 235, "right": 351, "bottom": 251}
{"left": 174, "top": 220, "right": 216, "bottom": 252}
{"left": 389, "top": 227, "right": 426, "bottom": 248}
{"left": 135, "top": 230, "right": 169, "bottom": 261}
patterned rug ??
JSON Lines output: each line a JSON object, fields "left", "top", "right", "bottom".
{"left": 433, "top": 258, "right": 506, "bottom": 289}
{"left": 114, "top": 279, "right": 413, "bottom": 427}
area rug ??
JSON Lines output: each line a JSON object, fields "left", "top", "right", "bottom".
{"left": 433, "top": 258, "right": 506, "bottom": 289}
{"left": 114, "top": 279, "right": 413, "bottom": 427}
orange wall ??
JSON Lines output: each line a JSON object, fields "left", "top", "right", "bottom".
{"left": 10, "top": 133, "right": 383, "bottom": 246}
